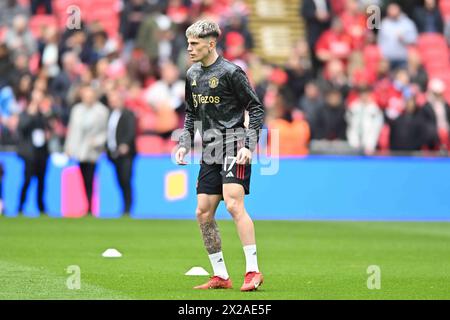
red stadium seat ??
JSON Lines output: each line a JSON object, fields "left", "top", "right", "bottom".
{"left": 417, "top": 34, "right": 450, "bottom": 89}
{"left": 378, "top": 124, "right": 390, "bottom": 151}
{"left": 422, "top": 64, "right": 449, "bottom": 75}
{"left": 29, "top": 14, "right": 58, "bottom": 38}
{"left": 439, "top": 0, "right": 450, "bottom": 21}
{"left": 53, "top": 0, "right": 88, "bottom": 29}
{"left": 417, "top": 33, "right": 447, "bottom": 50}
{"left": 427, "top": 68, "right": 450, "bottom": 82}
{"left": 136, "top": 135, "right": 165, "bottom": 154}
{"left": 444, "top": 90, "right": 450, "bottom": 105}
{"left": 0, "top": 27, "right": 6, "bottom": 42}
{"left": 77, "top": 0, "right": 120, "bottom": 36}
{"left": 29, "top": 53, "right": 41, "bottom": 75}
{"left": 164, "top": 140, "right": 178, "bottom": 153}
{"left": 420, "top": 47, "right": 449, "bottom": 60}
{"left": 137, "top": 109, "right": 157, "bottom": 133}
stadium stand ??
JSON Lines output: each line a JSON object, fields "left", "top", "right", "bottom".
{"left": 1, "top": 0, "right": 450, "bottom": 157}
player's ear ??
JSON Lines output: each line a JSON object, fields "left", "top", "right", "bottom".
{"left": 209, "top": 38, "right": 216, "bottom": 50}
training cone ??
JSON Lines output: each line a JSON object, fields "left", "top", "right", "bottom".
{"left": 102, "top": 248, "right": 122, "bottom": 258}
{"left": 185, "top": 267, "right": 210, "bottom": 276}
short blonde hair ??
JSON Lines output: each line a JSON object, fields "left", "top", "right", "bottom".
{"left": 185, "top": 20, "right": 221, "bottom": 39}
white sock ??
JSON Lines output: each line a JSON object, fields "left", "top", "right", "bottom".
{"left": 208, "top": 252, "right": 229, "bottom": 280}
{"left": 243, "top": 244, "right": 259, "bottom": 273}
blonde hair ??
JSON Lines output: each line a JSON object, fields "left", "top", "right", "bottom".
{"left": 185, "top": 20, "right": 221, "bottom": 39}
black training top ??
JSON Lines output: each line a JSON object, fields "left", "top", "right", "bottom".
{"left": 179, "top": 56, "right": 265, "bottom": 158}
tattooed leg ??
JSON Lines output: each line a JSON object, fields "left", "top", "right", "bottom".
{"left": 199, "top": 220, "right": 222, "bottom": 254}
{"left": 196, "top": 194, "right": 222, "bottom": 254}
{"left": 194, "top": 194, "right": 230, "bottom": 281}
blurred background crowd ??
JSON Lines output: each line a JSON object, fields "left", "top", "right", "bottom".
{"left": 1, "top": 0, "right": 450, "bottom": 214}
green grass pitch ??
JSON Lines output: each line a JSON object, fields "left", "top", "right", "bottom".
{"left": 0, "top": 217, "right": 449, "bottom": 299}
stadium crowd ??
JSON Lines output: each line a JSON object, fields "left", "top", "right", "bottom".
{"left": 1, "top": 0, "right": 450, "bottom": 214}
{"left": 1, "top": 0, "right": 450, "bottom": 156}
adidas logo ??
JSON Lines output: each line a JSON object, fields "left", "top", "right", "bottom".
{"left": 226, "top": 172, "right": 234, "bottom": 178}
{"left": 217, "top": 258, "right": 223, "bottom": 263}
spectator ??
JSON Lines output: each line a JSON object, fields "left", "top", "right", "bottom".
{"left": 64, "top": 86, "right": 108, "bottom": 215}
{"left": 378, "top": 3, "right": 418, "bottom": 70}
{"left": 329, "top": 0, "right": 346, "bottom": 15}
{"left": 293, "top": 39, "right": 313, "bottom": 70}
{"left": 315, "top": 17, "right": 353, "bottom": 66}
{"left": 144, "top": 61, "right": 183, "bottom": 137}
{"left": 412, "top": 0, "right": 443, "bottom": 34}
{"left": 298, "top": 81, "right": 324, "bottom": 139}
{"left": 50, "top": 51, "right": 81, "bottom": 123}
{"left": 0, "top": 44, "right": 14, "bottom": 88}
{"left": 4, "top": 15, "right": 37, "bottom": 58}
{"left": 262, "top": 67, "right": 289, "bottom": 120}
{"left": 136, "top": 13, "right": 175, "bottom": 64}
{"left": 106, "top": 90, "right": 137, "bottom": 216}
{"left": 407, "top": 49, "right": 428, "bottom": 92}
{"left": 134, "top": 13, "right": 158, "bottom": 61}
{"left": 0, "top": 84, "right": 18, "bottom": 145}
{"left": 120, "top": 0, "right": 151, "bottom": 49}
{"left": 222, "top": 31, "right": 248, "bottom": 65}
{"left": 421, "top": 78, "right": 450, "bottom": 150}
{"left": 340, "top": 0, "right": 367, "bottom": 50}
{"left": 219, "top": 13, "right": 254, "bottom": 52}
{"left": 388, "top": 94, "right": 425, "bottom": 151}
{"left": 385, "top": 69, "right": 413, "bottom": 119}
{"left": 45, "top": 103, "right": 66, "bottom": 154}
{"left": 0, "top": 0, "right": 28, "bottom": 28}
{"left": 16, "top": 89, "right": 49, "bottom": 215}
{"left": 10, "top": 52, "right": 31, "bottom": 94}
{"left": 361, "top": 31, "right": 382, "bottom": 85}
{"left": 315, "top": 87, "right": 347, "bottom": 140}
{"left": 0, "top": 84, "right": 18, "bottom": 116}
{"left": 267, "top": 87, "right": 311, "bottom": 155}
{"left": 0, "top": 0, "right": 442, "bottom": 162}
{"left": 60, "top": 30, "right": 95, "bottom": 66}
{"left": 346, "top": 85, "right": 384, "bottom": 154}
{"left": 444, "top": 20, "right": 450, "bottom": 46}
{"left": 372, "top": 58, "right": 394, "bottom": 109}
{"left": 301, "top": 0, "right": 332, "bottom": 73}
{"left": 40, "top": 26, "right": 60, "bottom": 79}
{"left": 146, "top": 61, "right": 184, "bottom": 109}
{"left": 30, "top": 0, "right": 52, "bottom": 15}
{"left": 384, "top": 0, "right": 422, "bottom": 18}
{"left": 318, "top": 59, "right": 351, "bottom": 99}
{"left": 12, "top": 73, "right": 32, "bottom": 112}
{"left": 285, "top": 52, "right": 313, "bottom": 103}
{"left": 91, "top": 31, "right": 119, "bottom": 65}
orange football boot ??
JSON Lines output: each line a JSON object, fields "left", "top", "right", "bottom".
{"left": 240, "top": 272, "right": 264, "bottom": 291}
{"left": 193, "top": 276, "right": 233, "bottom": 289}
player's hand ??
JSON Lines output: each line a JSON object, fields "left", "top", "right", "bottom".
{"left": 236, "top": 147, "right": 252, "bottom": 165}
{"left": 175, "top": 147, "right": 188, "bottom": 165}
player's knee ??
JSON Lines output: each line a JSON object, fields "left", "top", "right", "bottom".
{"left": 225, "top": 198, "right": 243, "bottom": 217}
{"left": 196, "top": 207, "right": 213, "bottom": 222}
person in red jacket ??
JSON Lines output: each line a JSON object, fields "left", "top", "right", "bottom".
{"left": 315, "top": 17, "right": 353, "bottom": 66}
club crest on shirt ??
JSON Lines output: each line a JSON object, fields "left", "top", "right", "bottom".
{"left": 191, "top": 79, "right": 197, "bottom": 87}
{"left": 209, "top": 77, "right": 219, "bottom": 88}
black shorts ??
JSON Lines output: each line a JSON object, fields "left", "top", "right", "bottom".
{"left": 196, "top": 156, "right": 251, "bottom": 195}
